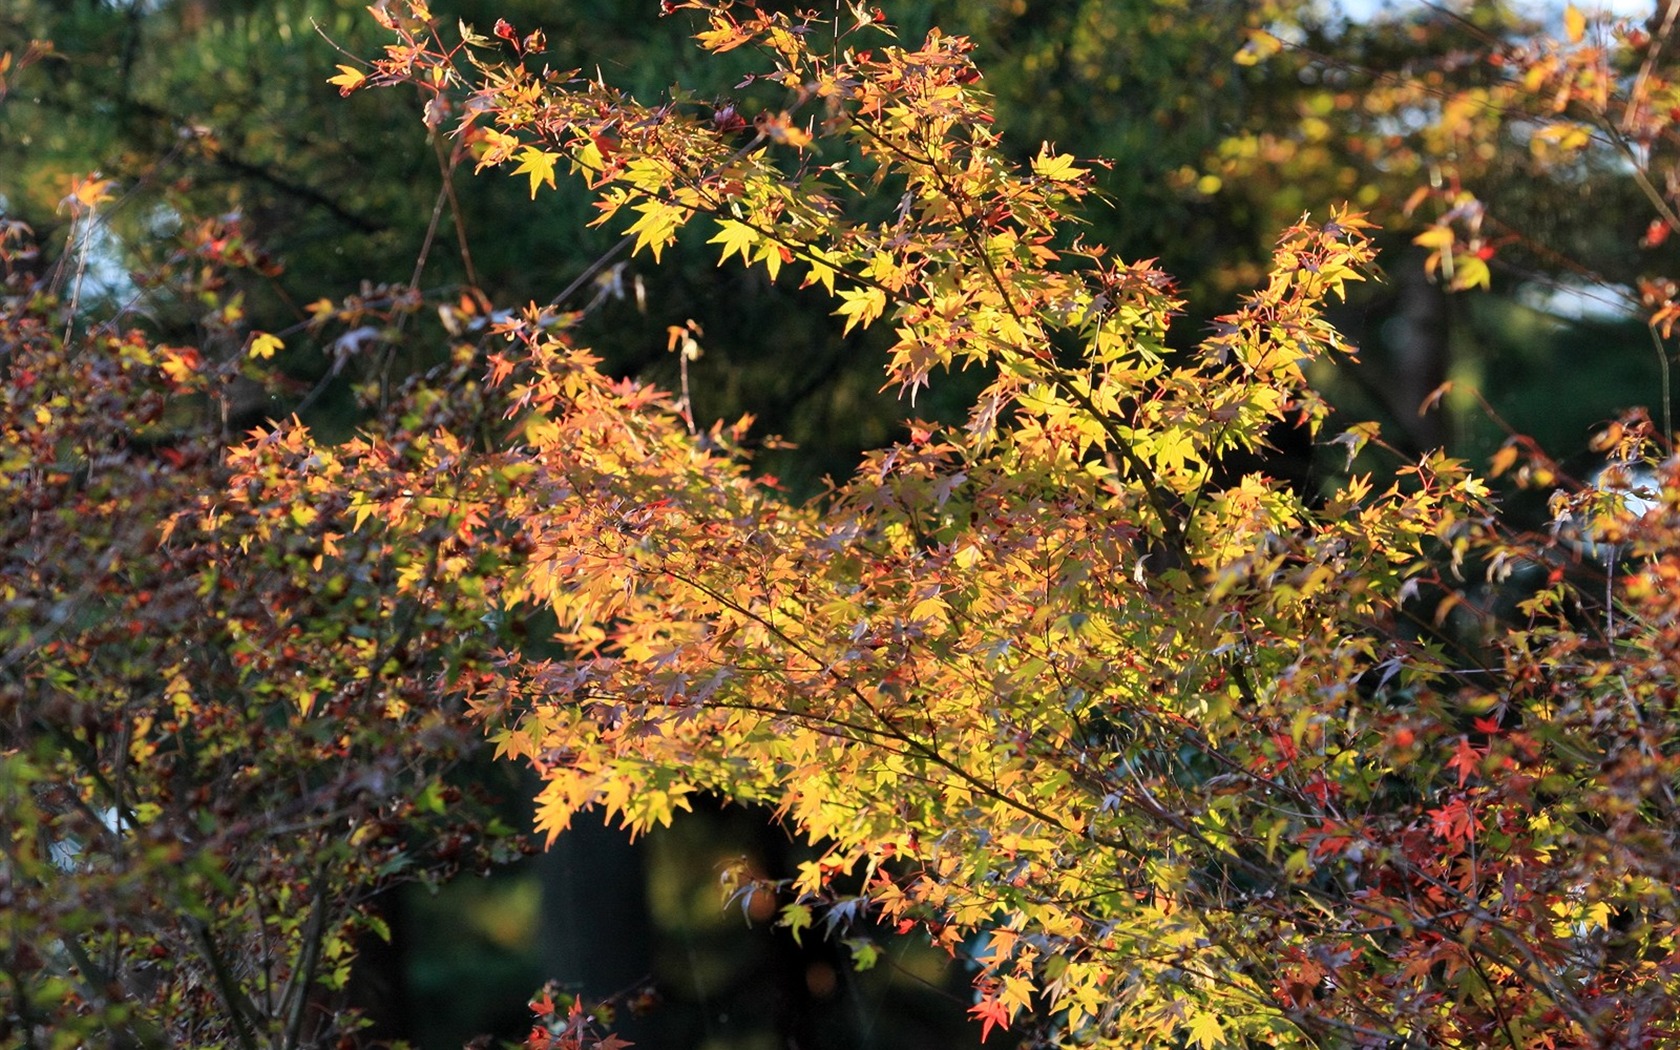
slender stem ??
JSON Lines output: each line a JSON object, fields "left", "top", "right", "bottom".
{"left": 1601, "top": 119, "right": 1680, "bottom": 235}
{"left": 280, "top": 880, "right": 329, "bottom": 1050}
{"left": 187, "top": 916, "right": 263, "bottom": 1050}
{"left": 1649, "top": 322, "right": 1673, "bottom": 446}
{"left": 436, "top": 135, "right": 481, "bottom": 290}
{"left": 1624, "top": 0, "right": 1680, "bottom": 133}
{"left": 405, "top": 176, "right": 449, "bottom": 309}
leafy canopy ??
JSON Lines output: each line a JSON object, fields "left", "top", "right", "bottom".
{"left": 297, "top": 3, "right": 1680, "bottom": 1047}
{"left": 0, "top": 193, "right": 527, "bottom": 1049}
{"left": 10, "top": 1, "right": 1680, "bottom": 1048}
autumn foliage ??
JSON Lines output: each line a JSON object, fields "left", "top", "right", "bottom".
{"left": 9, "top": 2, "right": 1680, "bottom": 1049}
{"left": 0, "top": 210, "right": 527, "bottom": 1046}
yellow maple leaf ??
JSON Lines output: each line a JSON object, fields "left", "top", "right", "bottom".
{"left": 1564, "top": 4, "right": 1586, "bottom": 44}
{"left": 511, "top": 146, "right": 560, "bottom": 199}
{"left": 474, "top": 128, "right": 521, "bottom": 172}
{"left": 1411, "top": 226, "right": 1455, "bottom": 251}
{"left": 753, "top": 240, "right": 790, "bottom": 282}
{"left": 708, "top": 219, "right": 758, "bottom": 266}
{"left": 1450, "top": 252, "right": 1491, "bottom": 291}
{"left": 834, "top": 285, "right": 887, "bottom": 335}
{"left": 248, "top": 332, "right": 284, "bottom": 360}
{"left": 1234, "top": 29, "right": 1283, "bottom": 66}
{"left": 62, "top": 174, "right": 116, "bottom": 214}
{"left": 1185, "top": 1011, "right": 1226, "bottom": 1049}
{"left": 1031, "top": 145, "right": 1088, "bottom": 183}
{"left": 327, "top": 64, "right": 367, "bottom": 95}
{"left": 624, "top": 199, "right": 685, "bottom": 262}
{"left": 999, "top": 974, "right": 1035, "bottom": 1012}
{"left": 696, "top": 16, "right": 754, "bottom": 53}
{"left": 158, "top": 346, "right": 202, "bottom": 386}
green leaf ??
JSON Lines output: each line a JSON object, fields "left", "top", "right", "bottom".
{"left": 1449, "top": 253, "right": 1491, "bottom": 291}
{"left": 778, "top": 902, "right": 813, "bottom": 945}
{"left": 844, "top": 937, "right": 880, "bottom": 971}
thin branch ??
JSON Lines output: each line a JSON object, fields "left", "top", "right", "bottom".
{"left": 186, "top": 916, "right": 263, "bottom": 1050}
{"left": 280, "top": 878, "right": 330, "bottom": 1050}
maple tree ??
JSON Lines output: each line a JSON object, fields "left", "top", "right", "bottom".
{"left": 0, "top": 191, "right": 528, "bottom": 1047}
{"left": 291, "top": 2, "right": 1680, "bottom": 1047}
{"left": 1203, "top": 3, "right": 1680, "bottom": 456}
{"left": 11, "top": 1, "right": 1680, "bottom": 1048}
{"left": 1216, "top": 2, "right": 1665, "bottom": 298}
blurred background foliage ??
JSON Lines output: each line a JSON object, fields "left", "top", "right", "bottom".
{"left": 2, "top": 0, "right": 1670, "bottom": 1046}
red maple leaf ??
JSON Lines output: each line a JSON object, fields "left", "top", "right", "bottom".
{"left": 1428, "top": 797, "right": 1477, "bottom": 845}
{"left": 968, "top": 995, "right": 1011, "bottom": 1043}
{"left": 1471, "top": 715, "right": 1503, "bottom": 736}
{"left": 1446, "top": 735, "right": 1482, "bottom": 786}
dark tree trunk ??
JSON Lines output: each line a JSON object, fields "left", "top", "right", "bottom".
{"left": 539, "top": 820, "right": 656, "bottom": 1036}
{"left": 1382, "top": 248, "right": 1452, "bottom": 453}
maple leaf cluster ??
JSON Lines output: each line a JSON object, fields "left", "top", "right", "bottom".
{"left": 299, "top": 3, "right": 1680, "bottom": 1047}
{"left": 10, "top": 2, "right": 1680, "bottom": 1048}
{"left": 0, "top": 212, "right": 529, "bottom": 1046}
